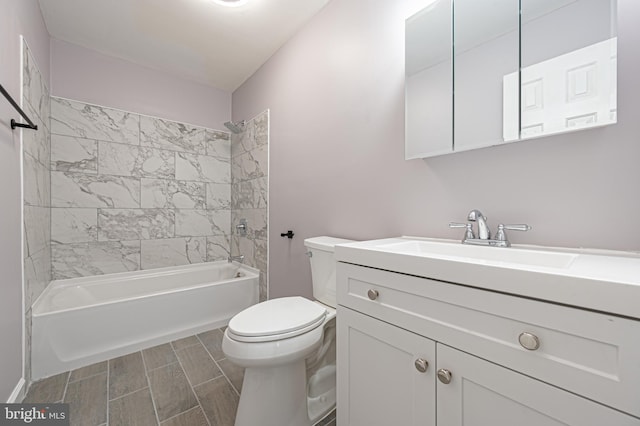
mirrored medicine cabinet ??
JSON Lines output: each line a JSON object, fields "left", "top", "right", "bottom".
{"left": 405, "top": 0, "right": 618, "bottom": 159}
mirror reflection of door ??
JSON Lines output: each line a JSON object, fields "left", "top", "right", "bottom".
{"left": 515, "top": 0, "right": 617, "bottom": 140}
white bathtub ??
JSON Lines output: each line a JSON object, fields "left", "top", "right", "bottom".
{"left": 31, "top": 261, "right": 259, "bottom": 380}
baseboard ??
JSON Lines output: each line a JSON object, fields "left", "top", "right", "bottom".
{"left": 6, "top": 378, "right": 26, "bottom": 403}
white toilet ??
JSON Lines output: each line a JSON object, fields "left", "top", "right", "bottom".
{"left": 222, "top": 236, "right": 353, "bottom": 426}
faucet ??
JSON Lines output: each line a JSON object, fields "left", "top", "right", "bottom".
{"left": 467, "top": 209, "right": 490, "bottom": 240}
{"left": 228, "top": 255, "right": 245, "bottom": 263}
{"left": 449, "top": 210, "right": 531, "bottom": 247}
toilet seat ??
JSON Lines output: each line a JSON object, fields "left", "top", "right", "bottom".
{"left": 227, "top": 296, "right": 327, "bottom": 343}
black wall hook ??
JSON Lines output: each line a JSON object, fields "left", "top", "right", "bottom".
{"left": 280, "top": 230, "right": 295, "bottom": 239}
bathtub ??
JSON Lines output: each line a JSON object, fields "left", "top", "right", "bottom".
{"left": 31, "top": 261, "right": 259, "bottom": 380}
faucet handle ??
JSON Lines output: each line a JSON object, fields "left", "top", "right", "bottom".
{"left": 495, "top": 224, "right": 532, "bottom": 242}
{"left": 502, "top": 224, "right": 532, "bottom": 231}
{"left": 449, "top": 222, "right": 475, "bottom": 241}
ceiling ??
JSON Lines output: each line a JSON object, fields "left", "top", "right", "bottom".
{"left": 38, "top": 0, "right": 331, "bottom": 91}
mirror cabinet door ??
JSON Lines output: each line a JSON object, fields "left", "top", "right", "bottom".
{"left": 405, "top": 0, "right": 453, "bottom": 159}
{"left": 454, "top": 0, "right": 520, "bottom": 152}
{"left": 520, "top": 0, "right": 617, "bottom": 139}
{"left": 405, "top": 0, "right": 617, "bottom": 159}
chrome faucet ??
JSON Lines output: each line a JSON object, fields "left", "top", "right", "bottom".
{"left": 467, "top": 209, "right": 490, "bottom": 240}
{"left": 228, "top": 255, "right": 245, "bottom": 263}
{"left": 449, "top": 210, "right": 531, "bottom": 247}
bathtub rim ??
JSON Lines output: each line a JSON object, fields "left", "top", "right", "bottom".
{"left": 32, "top": 261, "right": 259, "bottom": 317}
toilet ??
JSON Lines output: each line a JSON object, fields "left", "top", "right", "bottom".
{"left": 222, "top": 236, "right": 353, "bottom": 426}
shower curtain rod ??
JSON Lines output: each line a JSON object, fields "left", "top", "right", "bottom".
{"left": 0, "top": 83, "right": 38, "bottom": 131}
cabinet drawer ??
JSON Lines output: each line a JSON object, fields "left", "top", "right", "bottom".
{"left": 337, "top": 262, "right": 640, "bottom": 418}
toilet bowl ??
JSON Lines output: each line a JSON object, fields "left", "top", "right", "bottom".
{"left": 222, "top": 236, "right": 353, "bottom": 426}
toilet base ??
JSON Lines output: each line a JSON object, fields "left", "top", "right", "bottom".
{"left": 235, "top": 361, "right": 311, "bottom": 426}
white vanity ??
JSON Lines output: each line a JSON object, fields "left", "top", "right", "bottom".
{"left": 335, "top": 237, "right": 640, "bottom": 425}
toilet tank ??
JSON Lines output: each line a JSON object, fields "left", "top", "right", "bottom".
{"left": 304, "top": 236, "right": 355, "bottom": 308}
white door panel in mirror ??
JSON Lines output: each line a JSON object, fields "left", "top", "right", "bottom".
{"left": 518, "top": 0, "right": 617, "bottom": 140}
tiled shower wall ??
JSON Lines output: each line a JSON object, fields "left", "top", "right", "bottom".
{"left": 50, "top": 97, "right": 233, "bottom": 278}
{"left": 231, "top": 111, "right": 269, "bottom": 301}
{"left": 22, "top": 40, "right": 52, "bottom": 383}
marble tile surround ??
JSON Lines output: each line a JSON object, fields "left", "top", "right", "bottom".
{"left": 51, "top": 97, "right": 233, "bottom": 279}
{"left": 231, "top": 110, "right": 269, "bottom": 301}
{"left": 22, "top": 40, "right": 51, "bottom": 384}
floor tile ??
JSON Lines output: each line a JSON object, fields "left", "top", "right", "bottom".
{"left": 160, "top": 406, "right": 208, "bottom": 426}
{"left": 109, "top": 387, "right": 157, "bottom": 426}
{"left": 194, "top": 376, "right": 238, "bottom": 426}
{"left": 109, "top": 352, "right": 147, "bottom": 399}
{"left": 217, "top": 358, "right": 244, "bottom": 393}
{"left": 69, "top": 361, "right": 108, "bottom": 383}
{"left": 175, "top": 343, "right": 222, "bottom": 386}
{"left": 147, "top": 362, "right": 198, "bottom": 421}
{"left": 170, "top": 336, "right": 200, "bottom": 351}
{"left": 64, "top": 373, "right": 108, "bottom": 426}
{"left": 142, "top": 343, "right": 177, "bottom": 371}
{"left": 197, "top": 329, "right": 225, "bottom": 360}
{"left": 23, "top": 372, "right": 69, "bottom": 403}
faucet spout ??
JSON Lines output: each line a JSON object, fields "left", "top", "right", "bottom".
{"left": 228, "top": 255, "right": 245, "bottom": 264}
{"left": 468, "top": 209, "right": 490, "bottom": 240}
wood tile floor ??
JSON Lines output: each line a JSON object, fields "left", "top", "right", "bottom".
{"left": 24, "top": 326, "right": 337, "bottom": 426}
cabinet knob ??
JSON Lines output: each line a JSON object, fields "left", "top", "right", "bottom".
{"left": 414, "top": 358, "right": 429, "bottom": 373}
{"left": 437, "top": 369, "right": 452, "bottom": 384}
{"left": 367, "top": 289, "right": 379, "bottom": 300}
{"left": 518, "top": 332, "right": 540, "bottom": 351}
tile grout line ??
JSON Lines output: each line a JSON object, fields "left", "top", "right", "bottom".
{"left": 107, "top": 386, "right": 151, "bottom": 402}
{"left": 61, "top": 372, "right": 71, "bottom": 403}
{"left": 140, "top": 351, "right": 162, "bottom": 426}
{"left": 170, "top": 338, "right": 212, "bottom": 426}
{"left": 160, "top": 406, "right": 203, "bottom": 425}
{"left": 195, "top": 332, "right": 241, "bottom": 397}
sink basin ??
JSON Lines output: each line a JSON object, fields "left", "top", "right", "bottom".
{"left": 375, "top": 240, "right": 578, "bottom": 269}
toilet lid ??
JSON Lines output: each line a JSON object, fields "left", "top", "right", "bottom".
{"left": 228, "top": 296, "right": 327, "bottom": 342}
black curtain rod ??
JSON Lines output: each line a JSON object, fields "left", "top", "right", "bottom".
{"left": 0, "top": 83, "right": 38, "bottom": 131}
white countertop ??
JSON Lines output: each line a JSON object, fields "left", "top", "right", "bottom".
{"left": 335, "top": 236, "right": 640, "bottom": 320}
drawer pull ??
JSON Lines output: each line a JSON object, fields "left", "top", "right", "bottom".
{"left": 437, "top": 369, "right": 452, "bottom": 384}
{"left": 518, "top": 332, "right": 540, "bottom": 351}
{"left": 414, "top": 358, "right": 429, "bottom": 373}
{"left": 367, "top": 289, "right": 379, "bottom": 300}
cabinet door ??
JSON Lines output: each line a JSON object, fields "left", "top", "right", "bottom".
{"left": 453, "top": 0, "right": 519, "bottom": 151}
{"left": 337, "top": 307, "right": 436, "bottom": 426}
{"left": 437, "top": 344, "right": 640, "bottom": 426}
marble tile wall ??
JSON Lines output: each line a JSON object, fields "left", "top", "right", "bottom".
{"left": 231, "top": 111, "right": 269, "bottom": 301}
{"left": 50, "top": 97, "right": 233, "bottom": 279}
{"left": 22, "top": 40, "right": 52, "bottom": 384}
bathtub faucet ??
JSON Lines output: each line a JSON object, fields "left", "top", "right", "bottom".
{"left": 228, "top": 255, "right": 245, "bottom": 264}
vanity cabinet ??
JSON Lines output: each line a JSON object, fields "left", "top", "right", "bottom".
{"left": 336, "top": 262, "right": 640, "bottom": 426}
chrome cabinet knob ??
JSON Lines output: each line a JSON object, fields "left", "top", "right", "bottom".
{"left": 518, "top": 332, "right": 540, "bottom": 351}
{"left": 367, "top": 289, "right": 379, "bottom": 300}
{"left": 437, "top": 369, "right": 452, "bottom": 384}
{"left": 414, "top": 358, "right": 429, "bottom": 373}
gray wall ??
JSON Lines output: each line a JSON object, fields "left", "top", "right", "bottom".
{"left": 0, "top": 0, "right": 50, "bottom": 401}
{"left": 51, "top": 39, "right": 232, "bottom": 130}
{"left": 232, "top": 0, "right": 640, "bottom": 299}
